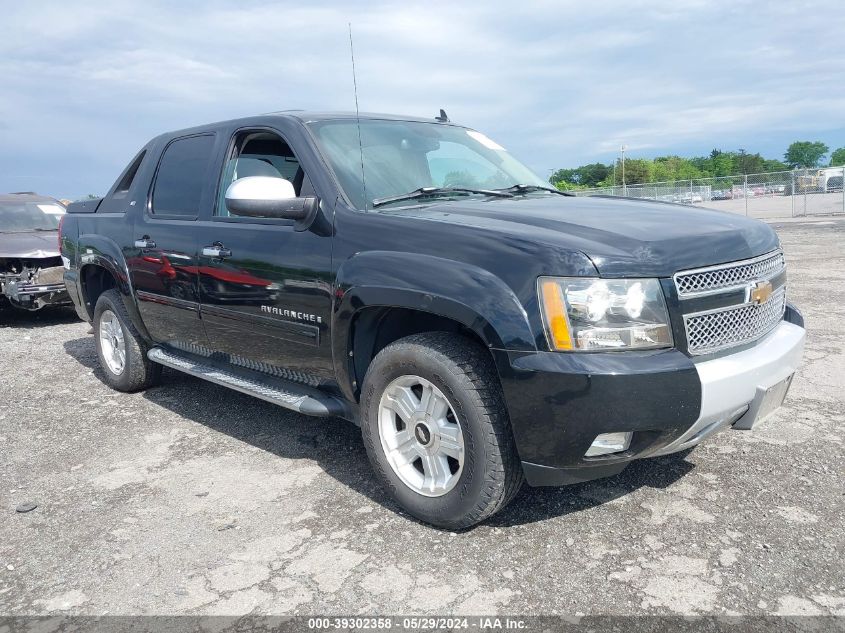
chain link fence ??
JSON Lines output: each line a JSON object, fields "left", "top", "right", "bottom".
{"left": 572, "top": 167, "right": 845, "bottom": 219}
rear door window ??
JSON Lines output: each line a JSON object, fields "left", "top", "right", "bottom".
{"left": 152, "top": 134, "right": 216, "bottom": 218}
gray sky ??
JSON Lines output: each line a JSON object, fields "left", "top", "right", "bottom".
{"left": 2, "top": 0, "right": 844, "bottom": 199}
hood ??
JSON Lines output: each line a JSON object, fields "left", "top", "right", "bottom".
{"left": 381, "top": 195, "right": 780, "bottom": 277}
{"left": 0, "top": 231, "right": 60, "bottom": 259}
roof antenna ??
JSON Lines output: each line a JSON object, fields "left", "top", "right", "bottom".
{"left": 435, "top": 109, "right": 449, "bottom": 122}
{"left": 348, "top": 23, "right": 367, "bottom": 210}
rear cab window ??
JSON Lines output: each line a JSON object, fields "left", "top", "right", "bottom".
{"left": 96, "top": 150, "right": 148, "bottom": 214}
{"left": 113, "top": 151, "right": 146, "bottom": 198}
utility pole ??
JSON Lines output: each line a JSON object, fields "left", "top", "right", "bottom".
{"left": 612, "top": 160, "right": 617, "bottom": 194}
{"left": 841, "top": 166, "right": 844, "bottom": 215}
{"left": 621, "top": 144, "right": 627, "bottom": 196}
{"left": 744, "top": 174, "right": 748, "bottom": 216}
{"left": 791, "top": 170, "right": 796, "bottom": 217}
{"left": 737, "top": 148, "right": 747, "bottom": 175}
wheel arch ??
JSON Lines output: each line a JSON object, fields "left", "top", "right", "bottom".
{"left": 332, "top": 251, "right": 537, "bottom": 402}
{"left": 76, "top": 234, "right": 150, "bottom": 340}
{"left": 79, "top": 263, "right": 119, "bottom": 320}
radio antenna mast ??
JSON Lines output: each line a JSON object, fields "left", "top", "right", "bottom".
{"left": 348, "top": 23, "right": 367, "bottom": 210}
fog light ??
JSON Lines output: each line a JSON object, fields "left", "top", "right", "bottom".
{"left": 585, "top": 432, "right": 633, "bottom": 457}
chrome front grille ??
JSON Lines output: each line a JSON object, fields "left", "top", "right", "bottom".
{"left": 674, "top": 250, "right": 784, "bottom": 297}
{"left": 684, "top": 286, "right": 786, "bottom": 355}
{"left": 676, "top": 250, "right": 787, "bottom": 355}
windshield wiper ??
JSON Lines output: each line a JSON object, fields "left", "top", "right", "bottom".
{"left": 494, "top": 184, "right": 575, "bottom": 197}
{"left": 372, "top": 186, "right": 514, "bottom": 208}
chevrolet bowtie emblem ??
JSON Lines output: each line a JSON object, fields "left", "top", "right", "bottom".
{"left": 749, "top": 280, "right": 773, "bottom": 305}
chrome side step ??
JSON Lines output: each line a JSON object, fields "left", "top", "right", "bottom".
{"left": 147, "top": 346, "right": 349, "bottom": 418}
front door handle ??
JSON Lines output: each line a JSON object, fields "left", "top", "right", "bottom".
{"left": 134, "top": 237, "right": 156, "bottom": 249}
{"left": 202, "top": 244, "right": 232, "bottom": 259}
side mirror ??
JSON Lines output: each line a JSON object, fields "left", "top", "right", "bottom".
{"left": 225, "top": 177, "right": 318, "bottom": 226}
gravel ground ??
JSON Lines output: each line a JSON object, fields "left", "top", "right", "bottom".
{"left": 0, "top": 218, "right": 843, "bottom": 618}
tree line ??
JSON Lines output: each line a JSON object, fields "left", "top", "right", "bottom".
{"left": 550, "top": 142, "right": 845, "bottom": 190}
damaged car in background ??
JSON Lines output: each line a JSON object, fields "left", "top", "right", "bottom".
{"left": 0, "top": 193, "right": 70, "bottom": 312}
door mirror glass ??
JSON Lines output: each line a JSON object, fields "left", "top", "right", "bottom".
{"left": 225, "top": 176, "right": 311, "bottom": 219}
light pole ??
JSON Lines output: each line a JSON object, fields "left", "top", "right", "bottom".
{"left": 621, "top": 144, "right": 627, "bottom": 196}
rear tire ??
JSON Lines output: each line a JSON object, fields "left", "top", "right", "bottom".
{"left": 360, "top": 332, "right": 523, "bottom": 529}
{"left": 93, "top": 289, "right": 161, "bottom": 392}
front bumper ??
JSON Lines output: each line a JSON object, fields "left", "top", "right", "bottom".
{"left": 494, "top": 312, "right": 805, "bottom": 487}
{"left": 651, "top": 319, "right": 805, "bottom": 455}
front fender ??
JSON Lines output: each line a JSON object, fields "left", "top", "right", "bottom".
{"left": 333, "top": 251, "right": 537, "bottom": 396}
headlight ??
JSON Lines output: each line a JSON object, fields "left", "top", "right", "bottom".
{"left": 538, "top": 277, "right": 673, "bottom": 351}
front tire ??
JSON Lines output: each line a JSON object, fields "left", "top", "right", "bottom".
{"left": 93, "top": 289, "right": 161, "bottom": 392}
{"left": 360, "top": 332, "right": 523, "bottom": 529}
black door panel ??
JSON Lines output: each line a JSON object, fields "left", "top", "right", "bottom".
{"left": 129, "top": 221, "right": 205, "bottom": 346}
{"left": 200, "top": 304, "right": 320, "bottom": 346}
{"left": 196, "top": 221, "right": 334, "bottom": 380}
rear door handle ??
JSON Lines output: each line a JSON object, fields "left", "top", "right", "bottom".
{"left": 202, "top": 244, "right": 232, "bottom": 259}
{"left": 134, "top": 237, "right": 156, "bottom": 248}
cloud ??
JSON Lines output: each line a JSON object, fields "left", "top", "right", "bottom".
{"left": 1, "top": 0, "right": 843, "bottom": 197}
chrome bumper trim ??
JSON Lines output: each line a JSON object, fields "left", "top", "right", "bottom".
{"left": 651, "top": 320, "right": 805, "bottom": 456}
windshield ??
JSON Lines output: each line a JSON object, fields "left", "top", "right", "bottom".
{"left": 0, "top": 201, "right": 65, "bottom": 233}
{"left": 308, "top": 119, "right": 548, "bottom": 209}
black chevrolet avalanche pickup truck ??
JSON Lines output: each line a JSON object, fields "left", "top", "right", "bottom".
{"left": 60, "top": 112, "right": 805, "bottom": 528}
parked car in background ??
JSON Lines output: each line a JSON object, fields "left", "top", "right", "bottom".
{"left": 826, "top": 176, "right": 843, "bottom": 193}
{"left": 0, "top": 193, "right": 70, "bottom": 311}
{"left": 679, "top": 192, "right": 703, "bottom": 204}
